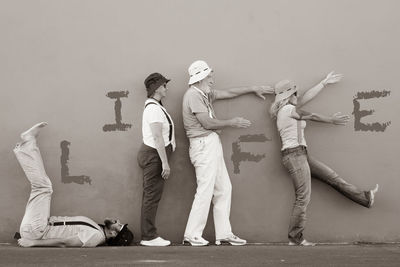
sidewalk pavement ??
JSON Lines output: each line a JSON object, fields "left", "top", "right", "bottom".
{"left": 0, "top": 243, "right": 399, "bottom": 266}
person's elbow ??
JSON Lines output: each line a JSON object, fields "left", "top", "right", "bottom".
{"left": 201, "top": 121, "right": 213, "bottom": 130}
{"left": 64, "top": 237, "right": 83, "bottom": 247}
{"left": 195, "top": 113, "right": 215, "bottom": 129}
{"left": 152, "top": 134, "right": 164, "bottom": 146}
{"left": 198, "top": 118, "right": 216, "bottom": 130}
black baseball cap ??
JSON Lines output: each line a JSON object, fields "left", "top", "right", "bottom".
{"left": 106, "top": 224, "right": 134, "bottom": 246}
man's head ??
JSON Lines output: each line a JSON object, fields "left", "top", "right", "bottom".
{"left": 144, "top": 73, "right": 170, "bottom": 98}
{"left": 103, "top": 218, "right": 133, "bottom": 246}
{"left": 188, "top": 60, "right": 214, "bottom": 89}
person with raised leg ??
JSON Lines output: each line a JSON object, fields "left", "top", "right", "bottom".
{"left": 269, "top": 72, "right": 379, "bottom": 246}
{"left": 14, "top": 122, "right": 133, "bottom": 247}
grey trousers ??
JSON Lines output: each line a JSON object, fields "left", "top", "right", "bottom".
{"left": 137, "top": 143, "right": 172, "bottom": 240}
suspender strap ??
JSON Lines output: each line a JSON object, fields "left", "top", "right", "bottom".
{"left": 297, "top": 120, "right": 303, "bottom": 145}
{"left": 145, "top": 102, "right": 173, "bottom": 142}
{"left": 51, "top": 221, "right": 99, "bottom": 230}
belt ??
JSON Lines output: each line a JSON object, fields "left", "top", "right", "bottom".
{"left": 50, "top": 221, "right": 99, "bottom": 230}
{"left": 281, "top": 145, "right": 307, "bottom": 156}
{"left": 141, "top": 143, "right": 172, "bottom": 151}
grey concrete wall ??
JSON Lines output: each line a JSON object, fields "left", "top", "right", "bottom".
{"left": 0, "top": 0, "right": 398, "bottom": 243}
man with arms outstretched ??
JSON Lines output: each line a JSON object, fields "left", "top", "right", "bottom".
{"left": 182, "top": 60, "right": 273, "bottom": 246}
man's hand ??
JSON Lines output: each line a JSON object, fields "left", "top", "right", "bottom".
{"left": 252, "top": 85, "right": 274, "bottom": 100}
{"left": 321, "top": 71, "right": 344, "bottom": 86}
{"left": 331, "top": 112, "right": 350, "bottom": 125}
{"left": 18, "top": 238, "right": 35, "bottom": 247}
{"left": 162, "top": 162, "right": 171, "bottom": 180}
{"left": 230, "top": 117, "right": 251, "bottom": 128}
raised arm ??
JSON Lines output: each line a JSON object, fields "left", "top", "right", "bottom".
{"left": 297, "top": 71, "right": 343, "bottom": 107}
{"left": 214, "top": 85, "right": 273, "bottom": 100}
{"left": 195, "top": 113, "right": 251, "bottom": 130}
{"left": 291, "top": 108, "right": 350, "bottom": 125}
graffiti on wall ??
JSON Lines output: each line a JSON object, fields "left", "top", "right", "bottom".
{"left": 60, "top": 140, "right": 91, "bottom": 185}
{"left": 103, "top": 91, "right": 132, "bottom": 132}
{"left": 231, "top": 134, "right": 271, "bottom": 174}
{"left": 352, "top": 90, "right": 391, "bottom": 132}
{"left": 59, "top": 89, "right": 392, "bottom": 184}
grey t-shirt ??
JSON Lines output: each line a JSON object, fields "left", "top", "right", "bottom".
{"left": 182, "top": 87, "right": 217, "bottom": 138}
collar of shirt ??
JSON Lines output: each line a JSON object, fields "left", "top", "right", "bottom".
{"left": 144, "top": 98, "right": 166, "bottom": 110}
{"left": 191, "top": 86, "right": 209, "bottom": 99}
{"left": 191, "top": 86, "right": 215, "bottom": 119}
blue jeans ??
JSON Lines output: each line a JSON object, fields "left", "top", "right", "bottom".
{"left": 281, "top": 146, "right": 371, "bottom": 244}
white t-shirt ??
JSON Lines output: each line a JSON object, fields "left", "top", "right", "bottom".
{"left": 277, "top": 104, "right": 307, "bottom": 151}
{"left": 42, "top": 216, "right": 105, "bottom": 247}
{"left": 142, "top": 99, "right": 175, "bottom": 150}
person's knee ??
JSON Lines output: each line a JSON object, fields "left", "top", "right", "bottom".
{"left": 142, "top": 192, "right": 162, "bottom": 206}
{"left": 194, "top": 184, "right": 214, "bottom": 202}
{"left": 34, "top": 184, "right": 53, "bottom": 194}
{"left": 295, "top": 189, "right": 311, "bottom": 207}
{"left": 325, "top": 169, "right": 339, "bottom": 180}
{"left": 44, "top": 183, "right": 53, "bottom": 194}
{"left": 217, "top": 182, "right": 232, "bottom": 198}
{"left": 297, "top": 196, "right": 310, "bottom": 207}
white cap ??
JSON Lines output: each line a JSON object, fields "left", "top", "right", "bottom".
{"left": 188, "top": 60, "right": 213, "bottom": 85}
{"left": 273, "top": 80, "right": 297, "bottom": 103}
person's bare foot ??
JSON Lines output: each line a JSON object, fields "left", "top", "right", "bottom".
{"left": 369, "top": 184, "right": 379, "bottom": 207}
{"left": 20, "top": 122, "right": 48, "bottom": 141}
{"left": 17, "top": 238, "right": 35, "bottom": 247}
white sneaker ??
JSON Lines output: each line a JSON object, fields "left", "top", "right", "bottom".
{"left": 183, "top": 236, "right": 209, "bottom": 246}
{"left": 289, "top": 239, "right": 316, "bottom": 246}
{"left": 368, "top": 184, "right": 379, "bottom": 208}
{"left": 140, "top": 237, "right": 171, "bottom": 246}
{"left": 215, "top": 234, "right": 246, "bottom": 246}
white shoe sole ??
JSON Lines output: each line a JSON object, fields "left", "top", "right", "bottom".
{"left": 215, "top": 240, "right": 246, "bottom": 246}
{"left": 140, "top": 241, "right": 171, "bottom": 247}
{"left": 182, "top": 240, "right": 209, "bottom": 246}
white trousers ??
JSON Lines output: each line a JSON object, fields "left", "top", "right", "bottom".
{"left": 184, "top": 132, "right": 233, "bottom": 240}
{"left": 14, "top": 138, "right": 53, "bottom": 240}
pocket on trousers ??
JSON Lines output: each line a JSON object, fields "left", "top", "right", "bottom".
{"left": 139, "top": 151, "right": 161, "bottom": 168}
{"left": 189, "top": 139, "right": 205, "bottom": 165}
{"left": 282, "top": 155, "right": 291, "bottom": 168}
{"left": 282, "top": 155, "right": 300, "bottom": 175}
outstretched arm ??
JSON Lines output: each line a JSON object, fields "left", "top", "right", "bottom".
{"left": 298, "top": 71, "right": 343, "bottom": 107}
{"left": 18, "top": 236, "right": 83, "bottom": 247}
{"left": 195, "top": 112, "right": 251, "bottom": 130}
{"left": 214, "top": 85, "right": 274, "bottom": 100}
{"left": 291, "top": 108, "right": 350, "bottom": 125}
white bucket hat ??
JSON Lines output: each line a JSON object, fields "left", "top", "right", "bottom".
{"left": 273, "top": 80, "right": 297, "bottom": 103}
{"left": 188, "top": 60, "right": 213, "bottom": 85}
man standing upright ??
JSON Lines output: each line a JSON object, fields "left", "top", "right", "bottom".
{"left": 182, "top": 60, "right": 272, "bottom": 246}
